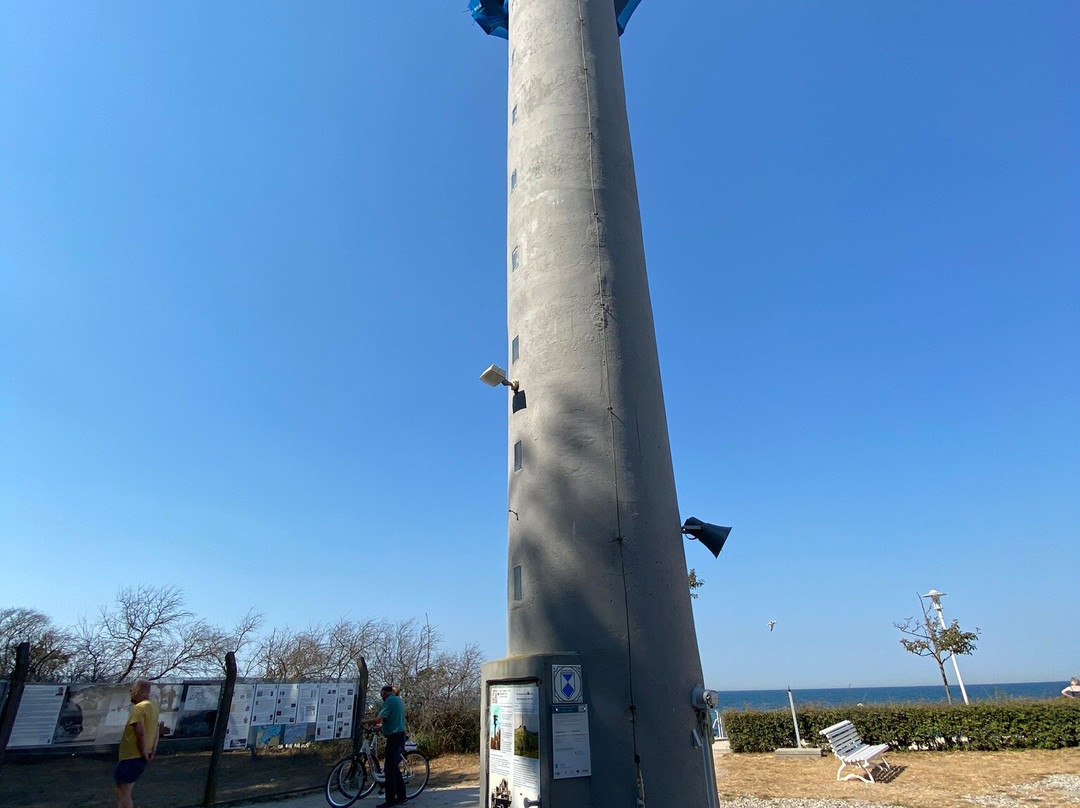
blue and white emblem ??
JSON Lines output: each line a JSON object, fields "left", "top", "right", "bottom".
{"left": 551, "top": 664, "right": 583, "bottom": 704}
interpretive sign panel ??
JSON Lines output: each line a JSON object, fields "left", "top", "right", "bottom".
{"left": 9, "top": 685, "right": 66, "bottom": 747}
{"left": 487, "top": 682, "right": 540, "bottom": 808}
{"left": 183, "top": 684, "right": 221, "bottom": 711}
{"left": 334, "top": 684, "right": 356, "bottom": 739}
{"left": 552, "top": 704, "right": 591, "bottom": 779}
{"left": 225, "top": 684, "right": 256, "bottom": 749}
{"left": 251, "top": 684, "right": 278, "bottom": 724}
{"left": 296, "top": 683, "right": 319, "bottom": 724}
{"left": 4, "top": 679, "right": 357, "bottom": 750}
{"left": 275, "top": 683, "right": 300, "bottom": 724}
{"left": 51, "top": 684, "right": 129, "bottom": 745}
{"left": 314, "top": 685, "right": 339, "bottom": 740}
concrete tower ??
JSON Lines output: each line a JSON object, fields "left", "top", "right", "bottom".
{"left": 473, "top": 1, "right": 718, "bottom": 806}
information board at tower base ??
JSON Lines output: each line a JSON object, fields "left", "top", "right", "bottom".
{"left": 487, "top": 682, "right": 540, "bottom": 808}
{"left": 552, "top": 704, "right": 591, "bottom": 779}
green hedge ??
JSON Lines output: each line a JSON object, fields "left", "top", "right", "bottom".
{"left": 724, "top": 700, "right": 1080, "bottom": 753}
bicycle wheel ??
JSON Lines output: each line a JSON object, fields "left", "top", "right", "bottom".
{"left": 326, "top": 756, "right": 367, "bottom": 808}
{"left": 358, "top": 754, "right": 378, "bottom": 799}
{"left": 399, "top": 750, "right": 430, "bottom": 799}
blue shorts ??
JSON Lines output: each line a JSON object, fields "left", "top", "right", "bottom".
{"left": 114, "top": 758, "right": 148, "bottom": 784}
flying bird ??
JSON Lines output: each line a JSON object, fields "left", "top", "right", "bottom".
{"left": 767, "top": 620, "right": 776, "bottom": 632}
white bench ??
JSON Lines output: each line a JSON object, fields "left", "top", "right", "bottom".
{"left": 819, "top": 719, "right": 891, "bottom": 783}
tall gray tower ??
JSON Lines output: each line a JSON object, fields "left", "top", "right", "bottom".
{"left": 473, "top": 1, "right": 719, "bottom": 806}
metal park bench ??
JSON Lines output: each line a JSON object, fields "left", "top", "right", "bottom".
{"left": 819, "top": 719, "right": 892, "bottom": 783}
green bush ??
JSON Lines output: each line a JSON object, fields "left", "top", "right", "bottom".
{"left": 724, "top": 700, "right": 1080, "bottom": 753}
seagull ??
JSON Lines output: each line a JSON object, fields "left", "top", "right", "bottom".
{"left": 768, "top": 620, "right": 776, "bottom": 631}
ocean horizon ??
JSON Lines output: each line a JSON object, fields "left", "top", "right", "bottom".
{"left": 714, "top": 681, "right": 1069, "bottom": 711}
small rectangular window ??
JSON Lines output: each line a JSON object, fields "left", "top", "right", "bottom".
{"left": 513, "top": 441, "right": 523, "bottom": 471}
{"left": 511, "top": 105, "right": 518, "bottom": 124}
{"left": 513, "top": 565, "right": 523, "bottom": 601}
{"left": 510, "top": 169, "right": 517, "bottom": 191}
{"left": 511, "top": 247, "right": 519, "bottom": 271}
{"left": 511, "top": 336, "right": 519, "bottom": 363}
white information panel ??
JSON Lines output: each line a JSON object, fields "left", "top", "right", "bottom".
{"left": 487, "top": 683, "right": 540, "bottom": 808}
{"left": 8, "top": 685, "right": 67, "bottom": 747}
{"left": 274, "top": 683, "right": 300, "bottom": 725}
{"left": 251, "top": 684, "right": 278, "bottom": 725}
{"left": 334, "top": 684, "right": 357, "bottom": 739}
{"left": 296, "top": 683, "right": 319, "bottom": 724}
{"left": 314, "top": 684, "right": 341, "bottom": 740}
{"left": 552, "top": 704, "right": 591, "bottom": 779}
{"left": 3, "top": 679, "right": 357, "bottom": 751}
{"left": 224, "top": 684, "right": 256, "bottom": 749}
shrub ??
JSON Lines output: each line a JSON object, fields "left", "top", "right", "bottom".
{"left": 407, "top": 701, "right": 480, "bottom": 756}
{"left": 724, "top": 700, "right": 1080, "bottom": 753}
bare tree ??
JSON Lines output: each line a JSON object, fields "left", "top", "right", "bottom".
{"left": 62, "top": 585, "right": 256, "bottom": 681}
{"left": 204, "top": 609, "right": 265, "bottom": 677}
{"left": 325, "top": 617, "right": 384, "bottom": 681}
{"left": 66, "top": 613, "right": 119, "bottom": 682}
{"left": 895, "top": 594, "right": 980, "bottom": 704}
{"left": 253, "top": 624, "right": 345, "bottom": 680}
{"left": 0, "top": 607, "right": 71, "bottom": 681}
{"left": 369, "top": 618, "right": 441, "bottom": 696}
{"left": 101, "top": 584, "right": 200, "bottom": 680}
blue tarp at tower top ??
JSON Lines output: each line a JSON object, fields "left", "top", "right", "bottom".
{"left": 469, "top": 0, "right": 643, "bottom": 39}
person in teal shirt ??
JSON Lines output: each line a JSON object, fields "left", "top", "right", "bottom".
{"left": 365, "top": 685, "right": 407, "bottom": 806}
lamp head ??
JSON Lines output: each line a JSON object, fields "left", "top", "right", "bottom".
{"left": 480, "top": 364, "right": 520, "bottom": 392}
{"left": 681, "top": 517, "right": 731, "bottom": 558}
{"left": 922, "top": 589, "right": 946, "bottom": 608}
{"left": 480, "top": 364, "right": 508, "bottom": 387}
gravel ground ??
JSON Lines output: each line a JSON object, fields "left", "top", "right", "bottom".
{"left": 961, "top": 772, "right": 1080, "bottom": 807}
{"left": 717, "top": 800, "right": 905, "bottom": 808}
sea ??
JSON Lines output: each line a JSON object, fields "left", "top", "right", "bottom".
{"left": 713, "top": 681, "right": 1068, "bottom": 712}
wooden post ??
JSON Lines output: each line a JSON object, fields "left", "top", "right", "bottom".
{"left": 352, "top": 657, "right": 368, "bottom": 755}
{"left": 202, "top": 652, "right": 238, "bottom": 807}
{"left": 0, "top": 642, "right": 31, "bottom": 768}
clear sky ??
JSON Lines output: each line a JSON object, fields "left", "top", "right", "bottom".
{"left": 2, "top": 2, "right": 1077, "bottom": 691}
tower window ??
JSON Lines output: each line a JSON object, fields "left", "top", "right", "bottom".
{"left": 512, "top": 105, "right": 517, "bottom": 124}
{"left": 511, "top": 336, "right": 519, "bottom": 363}
{"left": 513, "top": 441, "right": 523, "bottom": 470}
{"left": 510, "top": 170, "right": 517, "bottom": 191}
{"left": 511, "top": 247, "right": 519, "bottom": 271}
{"left": 513, "top": 565, "right": 523, "bottom": 601}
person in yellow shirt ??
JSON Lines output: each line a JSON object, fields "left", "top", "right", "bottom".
{"left": 114, "top": 680, "right": 159, "bottom": 808}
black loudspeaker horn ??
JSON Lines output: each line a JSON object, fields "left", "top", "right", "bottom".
{"left": 681, "top": 517, "right": 731, "bottom": 558}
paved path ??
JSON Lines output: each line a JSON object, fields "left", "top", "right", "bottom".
{"left": 262, "top": 786, "right": 479, "bottom": 808}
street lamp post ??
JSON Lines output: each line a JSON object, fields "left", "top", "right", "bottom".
{"left": 922, "top": 589, "right": 970, "bottom": 705}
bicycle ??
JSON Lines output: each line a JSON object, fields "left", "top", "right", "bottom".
{"left": 325, "top": 726, "right": 430, "bottom": 807}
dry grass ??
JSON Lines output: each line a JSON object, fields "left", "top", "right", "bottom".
{"left": 2, "top": 748, "right": 1078, "bottom": 807}
{"left": 426, "top": 753, "right": 483, "bottom": 789}
{"left": 382, "top": 748, "right": 1080, "bottom": 808}
{"left": 714, "top": 748, "right": 1080, "bottom": 807}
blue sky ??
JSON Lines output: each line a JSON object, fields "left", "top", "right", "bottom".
{"left": 2, "top": 2, "right": 1077, "bottom": 691}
